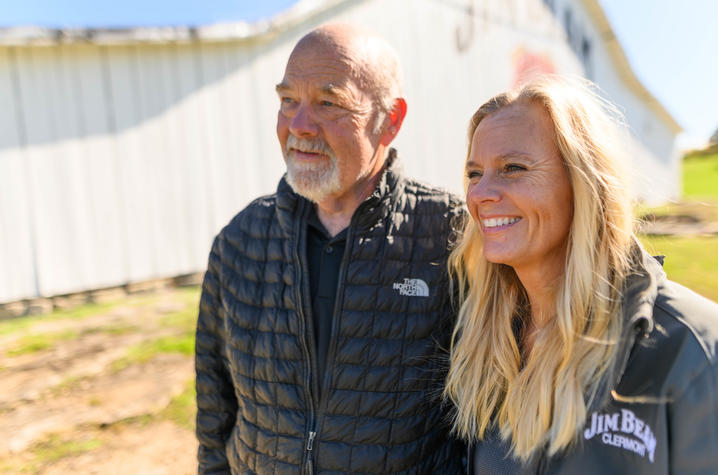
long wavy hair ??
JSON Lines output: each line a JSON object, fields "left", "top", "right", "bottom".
{"left": 444, "top": 76, "right": 636, "bottom": 461}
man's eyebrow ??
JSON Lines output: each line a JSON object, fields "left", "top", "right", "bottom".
{"left": 320, "top": 84, "right": 353, "bottom": 101}
{"left": 275, "top": 82, "right": 290, "bottom": 93}
{"left": 320, "top": 84, "right": 341, "bottom": 94}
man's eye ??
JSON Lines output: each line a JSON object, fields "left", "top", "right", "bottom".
{"left": 281, "top": 97, "right": 295, "bottom": 104}
{"left": 320, "top": 100, "right": 335, "bottom": 107}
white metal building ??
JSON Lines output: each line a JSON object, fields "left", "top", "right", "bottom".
{"left": 0, "top": 0, "right": 681, "bottom": 304}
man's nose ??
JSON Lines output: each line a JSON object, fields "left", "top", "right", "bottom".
{"left": 289, "top": 104, "right": 318, "bottom": 137}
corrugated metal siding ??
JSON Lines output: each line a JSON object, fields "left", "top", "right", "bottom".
{"left": 0, "top": 40, "right": 291, "bottom": 302}
{"left": 0, "top": 0, "right": 679, "bottom": 303}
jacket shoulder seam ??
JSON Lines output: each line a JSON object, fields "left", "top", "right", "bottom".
{"left": 220, "top": 194, "right": 278, "bottom": 232}
{"left": 652, "top": 298, "right": 716, "bottom": 400}
{"left": 401, "top": 177, "right": 462, "bottom": 200}
{"left": 653, "top": 298, "right": 715, "bottom": 364}
{"left": 673, "top": 357, "right": 713, "bottom": 402}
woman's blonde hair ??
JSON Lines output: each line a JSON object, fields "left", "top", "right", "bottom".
{"left": 444, "top": 76, "right": 636, "bottom": 461}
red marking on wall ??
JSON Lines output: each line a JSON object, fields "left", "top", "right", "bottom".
{"left": 512, "top": 47, "right": 556, "bottom": 88}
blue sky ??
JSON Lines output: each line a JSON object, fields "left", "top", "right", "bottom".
{"left": 599, "top": 0, "right": 718, "bottom": 147}
{"left": 0, "top": 0, "right": 299, "bottom": 27}
{"left": 2, "top": 0, "right": 717, "bottom": 145}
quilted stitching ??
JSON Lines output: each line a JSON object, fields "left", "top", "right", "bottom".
{"left": 196, "top": 164, "right": 465, "bottom": 474}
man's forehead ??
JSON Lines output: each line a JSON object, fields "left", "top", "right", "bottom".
{"left": 276, "top": 74, "right": 355, "bottom": 93}
{"left": 278, "top": 56, "right": 364, "bottom": 94}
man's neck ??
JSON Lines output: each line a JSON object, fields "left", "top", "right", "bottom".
{"left": 315, "top": 206, "right": 352, "bottom": 237}
{"left": 314, "top": 166, "right": 385, "bottom": 237}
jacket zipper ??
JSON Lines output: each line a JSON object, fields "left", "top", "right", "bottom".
{"left": 297, "top": 197, "right": 376, "bottom": 473}
{"left": 312, "top": 225, "right": 354, "bottom": 454}
{"left": 293, "top": 200, "right": 319, "bottom": 474}
{"left": 305, "top": 430, "right": 316, "bottom": 474}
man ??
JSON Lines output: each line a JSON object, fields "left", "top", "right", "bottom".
{"left": 195, "top": 23, "right": 464, "bottom": 474}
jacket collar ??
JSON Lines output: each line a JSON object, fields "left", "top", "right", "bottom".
{"left": 621, "top": 247, "right": 663, "bottom": 336}
{"left": 590, "top": 244, "right": 664, "bottom": 410}
{"left": 276, "top": 149, "right": 403, "bottom": 236}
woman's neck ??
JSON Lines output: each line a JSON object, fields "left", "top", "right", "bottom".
{"left": 515, "top": 266, "right": 562, "bottom": 356}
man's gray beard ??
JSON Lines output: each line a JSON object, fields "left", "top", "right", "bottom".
{"left": 284, "top": 135, "right": 342, "bottom": 203}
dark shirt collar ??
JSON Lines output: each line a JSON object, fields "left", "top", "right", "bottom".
{"left": 307, "top": 205, "right": 348, "bottom": 242}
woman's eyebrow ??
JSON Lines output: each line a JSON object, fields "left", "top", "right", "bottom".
{"left": 465, "top": 152, "right": 532, "bottom": 168}
{"left": 497, "top": 151, "right": 533, "bottom": 161}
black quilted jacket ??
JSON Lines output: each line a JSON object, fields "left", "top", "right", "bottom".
{"left": 195, "top": 159, "right": 466, "bottom": 474}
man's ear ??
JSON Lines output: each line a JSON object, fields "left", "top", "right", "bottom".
{"left": 379, "top": 98, "right": 407, "bottom": 146}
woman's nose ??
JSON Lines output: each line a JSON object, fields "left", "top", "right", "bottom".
{"left": 467, "top": 174, "right": 501, "bottom": 206}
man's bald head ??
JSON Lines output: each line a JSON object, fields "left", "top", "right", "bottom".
{"left": 276, "top": 23, "right": 408, "bottom": 211}
{"left": 291, "top": 23, "right": 403, "bottom": 124}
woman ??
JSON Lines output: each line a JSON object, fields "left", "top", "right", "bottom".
{"left": 444, "top": 76, "right": 718, "bottom": 474}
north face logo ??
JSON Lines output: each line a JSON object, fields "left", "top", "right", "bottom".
{"left": 584, "top": 409, "right": 657, "bottom": 462}
{"left": 392, "top": 278, "right": 429, "bottom": 297}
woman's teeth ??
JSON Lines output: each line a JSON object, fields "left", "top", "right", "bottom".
{"left": 482, "top": 217, "right": 520, "bottom": 228}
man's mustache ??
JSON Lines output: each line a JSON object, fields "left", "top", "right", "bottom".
{"left": 285, "top": 135, "right": 334, "bottom": 158}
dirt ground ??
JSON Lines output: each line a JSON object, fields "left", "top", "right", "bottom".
{"left": 0, "top": 289, "right": 198, "bottom": 474}
{"left": 2, "top": 206, "right": 716, "bottom": 474}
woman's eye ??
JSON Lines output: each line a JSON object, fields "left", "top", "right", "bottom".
{"left": 320, "top": 100, "right": 335, "bottom": 107}
{"left": 467, "top": 170, "right": 483, "bottom": 180}
{"left": 504, "top": 164, "right": 525, "bottom": 173}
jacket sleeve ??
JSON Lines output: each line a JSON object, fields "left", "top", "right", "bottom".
{"left": 669, "top": 360, "right": 718, "bottom": 473}
{"left": 195, "top": 235, "right": 238, "bottom": 474}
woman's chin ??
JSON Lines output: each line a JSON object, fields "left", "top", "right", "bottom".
{"left": 482, "top": 251, "right": 514, "bottom": 267}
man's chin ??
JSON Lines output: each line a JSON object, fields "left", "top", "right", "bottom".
{"left": 287, "top": 183, "right": 330, "bottom": 203}
{"left": 286, "top": 173, "right": 338, "bottom": 203}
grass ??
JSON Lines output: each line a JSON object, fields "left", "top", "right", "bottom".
{"left": 159, "top": 379, "right": 196, "bottom": 430}
{"left": 1, "top": 287, "right": 201, "bottom": 358}
{"left": 631, "top": 152, "right": 718, "bottom": 302}
{"left": 0, "top": 289, "right": 201, "bottom": 472}
{"left": 159, "top": 289, "right": 201, "bottom": 333}
{"left": 82, "top": 323, "right": 140, "bottom": 336}
{"left": 0, "top": 300, "right": 120, "bottom": 337}
{"left": 0, "top": 432, "right": 103, "bottom": 473}
{"left": 635, "top": 200, "right": 718, "bottom": 223}
{"left": 3, "top": 381, "right": 197, "bottom": 472}
{"left": 123, "top": 332, "right": 195, "bottom": 362}
{"left": 51, "top": 374, "right": 90, "bottom": 396}
{"left": 638, "top": 234, "right": 718, "bottom": 302}
{"left": 110, "top": 291, "right": 199, "bottom": 371}
{"left": 88, "top": 378, "right": 196, "bottom": 432}
{"left": 682, "top": 152, "right": 718, "bottom": 199}
{"left": 35, "top": 433, "right": 102, "bottom": 463}
{"left": 124, "top": 287, "right": 200, "bottom": 368}
{"left": 6, "top": 329, "right": 79, "bottom": 356}
{"left": 0, "top": 386, "right": 199, "bottom": 475}
{"left": 635, "top": 153, "right": 718, "bottom": 222}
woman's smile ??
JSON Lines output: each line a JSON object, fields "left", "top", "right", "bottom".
{"left": 480, "top": 216, "right": 522, "bottom": 230}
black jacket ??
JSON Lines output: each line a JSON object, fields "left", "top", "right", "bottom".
{"left": 196, "top": 159, "right": 465, "bottom": 474}
{"left": 469, "top": 250, "right": 718, "bottom": 474}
